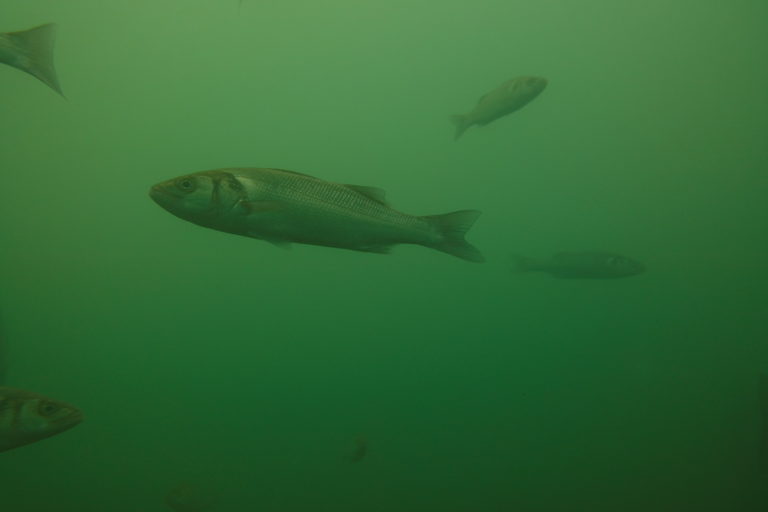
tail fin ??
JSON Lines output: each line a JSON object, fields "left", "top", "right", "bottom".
{"left": 423, "top": 210, "right": 484, "bottom": 263}
{"left": 451, "top": 115, "right": 470, "bottom": 141}
{"left": 2, "top": 23, "right": 63, "bottom": 96}
{"left": 509, "top": 254, "right": 536, "bottom": 272}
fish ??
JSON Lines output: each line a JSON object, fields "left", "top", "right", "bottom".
{"left": 760, "top": 374, "right": 768, "bottom": 474}
{"left": 452, "top": 76, "right": 547, "bottom": 140}
{"left": 166, "top": 481, "right": 218, "bottom": 512}
{"left": 343, "top": 435, "right": 367, "bottom": 463}
{"left": 0, "top": 387, "right": 82, "bottom": 453}
{"left": 0, "top": 23, "right": 62, "bottom": 96}
{"left": 510, "top": 251, "right": 645, "bottom": 279}
{"left": 0, "top": 313, "right": 6, "bottom": 385}
{"left": 149, "top": 168, "right": 484, "bottom": 262}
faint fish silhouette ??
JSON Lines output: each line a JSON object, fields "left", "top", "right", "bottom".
{"left": 165, "top": 481, "right": 217, "bottom": 512}
{"left": 343, "top": 435, "right": 368, "bottom": 463}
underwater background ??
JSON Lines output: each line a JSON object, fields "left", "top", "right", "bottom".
{"left": 1, "top": 0, "right": 767, "bottom": 510}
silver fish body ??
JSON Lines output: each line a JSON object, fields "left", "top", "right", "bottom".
{"left": 0, "top": 387, "right": 82, "bottom": 453}
{"left": 452, "top": 76, "right": 547, "bottom": 140}
{"left": 0, "top": 23, "right": 62, "bottom": 96}
{"left": 510, "top": 251, "right": 645, "bottom": 279}
{"left": 149, "top": 168, "right": 484, "bottom": 262}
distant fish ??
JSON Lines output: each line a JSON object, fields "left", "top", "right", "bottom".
{"left": 0, "top": 387, "right": 82, "bottom": 453}
{"left": 452, "top": 76, "right": 547, "bottom": 140}
{"left": 149, "top": 168, "right": 484, "bottom": 262}
{"left": 760, "top": 374, "right": 768, "bottom": 474}
{"left": 0, "top": 313, "right": 6, "bottom": 385}
{"left": 343, "top": 435, "right": 368, "bottom": 463}
{"left": 166, "top": 481, "right": 218, "bottom": 512}
{"left": 510, "top": 251, "right": 645, "bottom": 279}
{"left": 0, "top": 23, "right": 63, "bottom": 96}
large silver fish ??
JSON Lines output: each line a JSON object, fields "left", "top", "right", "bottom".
{"left": 510, "top": 251, "right": 645, "bottom": 279}
{"left": 0, "top": 23, "right": 62, "bottom": 96}
{"left": 452, "top": 76, "right": 547, "bottom": 140}
{"left": 0, "top": 387, "right": 82, "bottom": 453}
{"left": 149, "top": 168, "right": 484, "bottom": 262}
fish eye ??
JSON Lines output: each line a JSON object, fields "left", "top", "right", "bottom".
{"left": 176, "top": 178, "right": 196, "bottom": 193}
{"left": 39, "top": 402, "right": 60, "bottom": 416}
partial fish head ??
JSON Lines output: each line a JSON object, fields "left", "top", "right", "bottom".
{"left": 149, "top": 170, "right": 245, "bottom": 229}
{"left": 508, "top": 76, "right": 548, "bottom": 98}
{"left": 0, "top": 387, "right": 83, "bottom": 452}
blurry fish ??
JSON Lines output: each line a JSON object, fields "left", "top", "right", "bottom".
{"left": 0, "top": 387, "right": 82, "bottom": 453}
{"left": 166, "top": 481, "right": 218, "bottom": 512}
{"left": 0, "top": 313, "right": 6, "bottom": 385}
{"left": 0, "top": 23, "right": 62, "bottom": 96}
{"left": 510, "top": 251, "right": 645, "bottom": 279}
{"left": 452, "top": 76, "right": 547, "bottom": 140}
{"left": 149, "top": 168, "right": 484, "bottom": 262}
{"left": 343, "top": 435, "right": 367, "bottom": 463}
{"left": 760, "top": 374, "right": 768, "bottom": 474}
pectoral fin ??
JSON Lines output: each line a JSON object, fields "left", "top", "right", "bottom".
{"left": 238, "top": 200, "right": 286, "bottom": 214}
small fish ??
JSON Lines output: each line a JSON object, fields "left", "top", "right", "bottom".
{"left": 0, "top": 23, "right": 62, "bottom": 96}
{"left": 166, "top": 481, "right": 218, "bottom": 512}
{"left": 452, "top": 76, "right": 547, "bottom": 140}
{"left": 149, "top": 168, "right": 484, "bottom": 262}
{"left": 0, "top": 387, "right": 82, "bottom": 453}
{"left": 510, "top": 251, "right": 645, "bottom": 279}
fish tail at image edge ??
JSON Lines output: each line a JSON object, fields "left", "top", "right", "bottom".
{"left": 1, "top": 23, "right": 63, "bottom": 96}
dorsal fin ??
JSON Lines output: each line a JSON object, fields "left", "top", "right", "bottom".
{"left": 266, "top": 168, "right": 319, "bottom": 179}
{"left": 344, "top": 185, "right": 388, "bottom": 206}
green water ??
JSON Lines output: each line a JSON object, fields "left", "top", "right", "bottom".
{"left": 1, "top": 0, "right": 767, "bottom": 510}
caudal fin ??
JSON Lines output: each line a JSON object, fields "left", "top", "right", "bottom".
{"left": 509, "top": 254, "right": 535, "bottom": 272}
{"left": 2, "top": 23, "right": 63, "bottom": 96}
{"left": 423, "top": 210, "right": 484, "bottom": 263}
{"left": 451, "top": 115, "right": 471, "bottom": 141}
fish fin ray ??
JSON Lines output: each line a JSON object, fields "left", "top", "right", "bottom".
{"left": 422, "top": 210, "right": 484, "bottom": 262}
{"left": 6, "top": 23, "right": 63, "bottom": 96}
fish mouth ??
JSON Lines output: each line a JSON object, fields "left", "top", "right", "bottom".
{"left": 149, "top": 184, "right": 180, "bottom": 203}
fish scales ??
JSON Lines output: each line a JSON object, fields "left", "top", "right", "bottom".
{"left": 150, "top": 167, "right": 484, "bottom": 262}
{"left": 254, "top": 170, "right": 421, "bottom": 230}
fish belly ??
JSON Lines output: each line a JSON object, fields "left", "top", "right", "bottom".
{"left": 245, "top": 204, "right": 431, "bottom": 252}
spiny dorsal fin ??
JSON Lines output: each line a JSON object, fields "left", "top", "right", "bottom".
{"left": 266, "top": 168, "right": 319, "bottom": 180}
{"left": 344, "top": 185, "right": 388, "bottom": 206}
